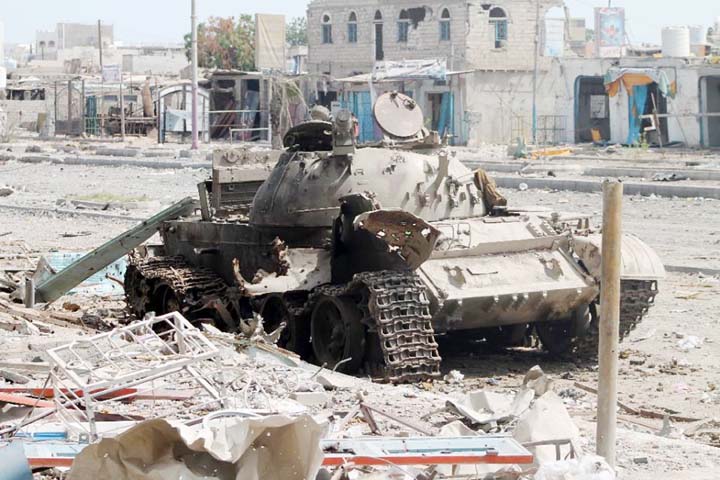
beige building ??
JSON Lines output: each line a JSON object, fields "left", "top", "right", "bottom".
{"left": 307, "top": 0, "right": 562, "bottom": 77}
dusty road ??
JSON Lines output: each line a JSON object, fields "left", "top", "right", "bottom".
{"left": 1, "top": 151, "right": 719, "bottom": 478}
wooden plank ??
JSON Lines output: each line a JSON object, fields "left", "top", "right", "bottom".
{"left": 0, "top": 392, "right": 55, "bottom": 408}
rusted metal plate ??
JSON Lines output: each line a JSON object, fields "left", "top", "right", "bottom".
{"left": 373, "top": 92, "right": 424, "bottom": 139}
{"left": 354, "top": 210, "right": 441, "bottom": 269}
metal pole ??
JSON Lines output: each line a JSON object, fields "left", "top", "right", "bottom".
{"left": 596, "top": 179, "right": 623, "bottom": 467}
{"left": 119, "top": 73, "right": 126, "bottom": 141}
{"left": 54, "top": 81, "right": 58, "bottom": 135}
{"left": 531, "top": 0, "right": 540, "bottom": 145}
{"left": 97, "top": 20, "right": 103, "bottom": 69}
{"left": 191, "top": 0, "right": 200, "bottom": 149}
{"left": 155, "top": 77, "right": 161, "bottom": 144}
{"left": 98, "top": 20, "right": 104, "bottom": 138}
{"left": 81, "top": 79, "right": 86, "bottom": 135}
{"left": 67, "top": 80, "right": 72, "bottom": 135}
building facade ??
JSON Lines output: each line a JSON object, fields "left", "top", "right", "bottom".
{"left": 35, "top": 23, "right": 114, "bottom": 60}
{"left": 307, "top": 0, "right": 561, "bottom": 77}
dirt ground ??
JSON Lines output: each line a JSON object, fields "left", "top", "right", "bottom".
{"left": 1, "top": 147, "right": 719, "bottom": 479}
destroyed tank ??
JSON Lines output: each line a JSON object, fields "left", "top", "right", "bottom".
{"left": 125, "top": 92, "right": 665, "bottom": 383}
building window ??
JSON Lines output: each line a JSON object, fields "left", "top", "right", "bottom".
{"left": 322, "top": 14, "right": 333, "bottom": 44}
{"left": 440, "top": 8, "right": 451, "bottom": 41}
{"left": 348, "top": 12, "right": 358, "bottom": 43}
{"left": 489, "top": 7, "right": 508, "bottom": 48}
{"left": 398, "top": 10, "right": 410, "bottom": 42}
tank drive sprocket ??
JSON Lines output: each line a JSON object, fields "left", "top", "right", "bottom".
{"left": 537, "top": 279, "right": 659, "bottom": 357}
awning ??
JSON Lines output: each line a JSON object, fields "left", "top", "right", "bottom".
{"left": 604, "top": 67, "right": 676, "bottom": 98}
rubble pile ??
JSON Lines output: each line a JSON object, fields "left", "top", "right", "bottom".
{"left": 0, "top": 304, "right": 598, "bottom": 480}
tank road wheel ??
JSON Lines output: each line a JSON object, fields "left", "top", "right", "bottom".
{"left": 260, "top": 295, "right": 311, "bottom": 358}
{"left": 310, "top": 295, "right": 365, "bottom": 373}
{"left": 482, "top": 324, "right": 530, "bottom": 348}
{"left": 535, "top": 306, "right": 592, "bottom": 356}
{"left": 155, "top": 282, "right": 182, "bottom": 316}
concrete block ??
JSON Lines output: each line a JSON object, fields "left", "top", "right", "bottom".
{"left": 290, "top": 391, "right": 330, "bottom": 407}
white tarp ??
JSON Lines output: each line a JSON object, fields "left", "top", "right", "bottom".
{"left": 255, "top": 14, "right": 286, "bottom": 71}
{"left": 372, "top": 59, "right": 447, "bottom": 82}
{"left": 68, "top": 414, "right": 326, "bottom": 480}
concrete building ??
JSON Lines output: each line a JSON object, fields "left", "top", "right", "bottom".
{"left": 0, "top": 20, "right": 6, "bottom": 89}
{"left": 35, "top": 23, "right": 114, "bottom": 60}
{"left": 461, "top": 57, "right": 720, "bottom": 148}
{"left": 122, "top": 46, "right": 189, "bottom": 76}
{"left": 307, "top": 0, "right": 562, "bottom": 77}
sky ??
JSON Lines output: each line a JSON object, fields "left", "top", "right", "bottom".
{"left": 1, "top": 1, "right": 718, "bottom": 46}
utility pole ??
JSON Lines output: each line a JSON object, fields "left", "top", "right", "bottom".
{"left": 191, "top": 0, "right": 200, "bottom": 149}
{"left": 119, "top": 73, "right": 126, "bottom": 141}
{"left": 67, "top": 80, "right": 73, "bottom": 136}
{"left": 97, "top": 20, "right": 103, "bottom": 68}
{"left": 596, "top": 179, "right": 623, "bottom": 467}
{"left": 531, "top": 0, "right": 540, "bottom": 145}
{"left": 99, "top": 20, "right": 105, "bottom": 137}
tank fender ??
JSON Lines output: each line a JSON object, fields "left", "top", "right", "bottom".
{"left": 574, "top": 234, "right": 665, "bottom": 281}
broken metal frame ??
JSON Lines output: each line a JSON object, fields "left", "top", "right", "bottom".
{"left": 45, "top": 312, "right": 222, "bottom": 441}
{"left": 26, "top": 197, "right": 197, "bottom": 306}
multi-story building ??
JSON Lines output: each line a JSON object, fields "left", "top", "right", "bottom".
{"left": 305, "top": 1, "right": 566, "bottom": 145}
{"left": 35, "top": 23, "right": 114, "bottom": 60}
{"left": 307, "top": 0, "right": 562, "bottom": 77}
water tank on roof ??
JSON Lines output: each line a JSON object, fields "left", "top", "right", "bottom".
{"left": 662, "top": 26, "right": 691, "bottom": 57}
{"left": 688, "top": 25, "right": 706, "bottom": 45}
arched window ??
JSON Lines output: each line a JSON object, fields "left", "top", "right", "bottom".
{"left": 322, "top": 14, "right": 333, "bottom": 44}
{"left": 39, "top": 41, "right": 46, "bottom": 48}
{"left": 398, "top": 10, "right": 410, "bottom": 43}
{"left": 374, "top": 11, "right": 384, "bottom": 60}
{"left": 348, "top": 12, "right": 358, "bottom": 43}
{"left": 440, "top": 8, "right": 451, "bottom": 41}
{"left": 489, "top": 7, "right": 508, "bottom": 48}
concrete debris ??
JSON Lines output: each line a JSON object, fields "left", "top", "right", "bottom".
{"left": 534, "top": 455, "right": 615, "bottom": 480}
{"left": 0, "top": 187, "right": 14, "bottom": 197}
{"left": 443, "top": 369, "right": 465, "bottom": 384}
{"left": 677, "top": 335, "right": 703, "bottom": 351}
{"left": 523, "top": 365, "right": 555, "bottom": 397}
{"left": 447, "top": 387, "right": 534, "bottom": 427}
{"left": 652, "top": 172, "right": 689, "bottom": 182}
{"left": 0, "top": 369, "right": 31, "bottom": 384}
{"left": 513, "top": 392, "right": 581, "bottom": 465}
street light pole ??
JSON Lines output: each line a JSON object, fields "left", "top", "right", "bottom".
{"left": 191, "top": 0, "right": 199, "bottom": 149}
{"left": 532, "top": 0, "right": 540, "bottom": 145}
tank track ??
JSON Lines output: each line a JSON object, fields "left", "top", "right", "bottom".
{"left": 573, "top": 279, "right": 659, "bottom": 357}
{"left": 309, "top": 271, "right": 441, "bottom": 383}
{"left": 126, "top": 255, "right": 229, "bottom": 319}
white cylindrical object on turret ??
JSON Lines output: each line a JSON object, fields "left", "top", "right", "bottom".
{"left": 662, "top": 26, "right": 691, "bottom": 57}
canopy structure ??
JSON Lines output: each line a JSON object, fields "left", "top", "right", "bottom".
{"left": 604, "top": 67, "right": 676, "bottom": 144}
{"left": 604, "top": 67, "right": 675, "bottom": 98}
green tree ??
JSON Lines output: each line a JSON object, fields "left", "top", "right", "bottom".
{"left": 185, "top": 15, "right": 256, "bottom": 70}
{"left": 286, "top": 17, "right": 307, "bottom": 46}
